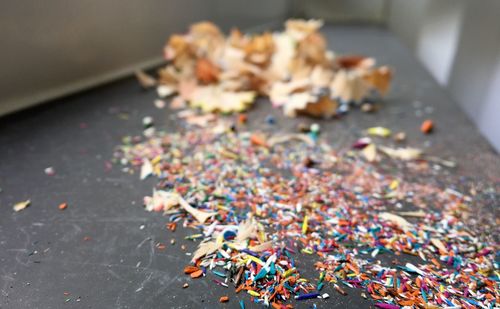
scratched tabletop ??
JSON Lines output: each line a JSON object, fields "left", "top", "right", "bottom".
{"left": 0, "top": 25, "right": 499, "bottom": 309}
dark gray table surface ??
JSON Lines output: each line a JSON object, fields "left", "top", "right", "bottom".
{"left": 0, "top": 25, "right": 499, "bottom": 309}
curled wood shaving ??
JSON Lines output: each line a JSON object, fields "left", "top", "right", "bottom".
{"left": 397, "top": 210, "right": 426, "bottom": 218}
{"left": 13, "top": 200, "right": 30, "bottom": 212}
{"left": 135, "top": 70, "right": 157, "bottom": 88}
{"left": 144, "top": 191, "right": 216, "bottom": 223}
{"left": 192, "top": 241, "right": 221, "bottom": 262}
{"left": 362, "top": 144, "right": 377, "bottom": 162}
{"left": 268, "top": 134, "right": 315, "bottom": 147}
{"left": 430, "top": 238, "right": 447, "bottom": 253}
{"left": 379, "top": 146, "right": 422, "bottom": 161}
{"left": 379, "top": 212, "right": 413, "bottom": 231}
{"left": 177, "top": 194, "right": 216, "bottom": 224}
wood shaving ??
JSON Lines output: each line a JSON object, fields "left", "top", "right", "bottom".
{"left": 13, "top": 200, "right": 30, "bottom": 212}
{"left": 379, "top": 146, "right": 422, "bottom": 161}
{"left": 379, "top": 212, "right": 413, "bottom": 231}
{"left": 135, "top": 70, "right": 157, "bottom": 88}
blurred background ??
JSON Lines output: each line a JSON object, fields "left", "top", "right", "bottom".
{"left": 0, "top": 0, "right": 499, "bottom": 150}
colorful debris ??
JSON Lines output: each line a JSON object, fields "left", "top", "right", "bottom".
{"left": 421, "top": 119, "right": 434, "bottom": 134}
{"left": 114, "top": 122, "right": 499, "bottom": 307}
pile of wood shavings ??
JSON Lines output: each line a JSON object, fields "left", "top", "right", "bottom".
{"left": 139, "top": 20, "right": 392, "bottom": 117}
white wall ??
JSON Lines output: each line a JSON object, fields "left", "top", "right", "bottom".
{"left": 388, "top": 0, "right": 500, "bottom": 151}
{"left": 447, "top": 0, "right": 500, "bottom": 151}
{"left": 0, "top": 0, "right": 288, "bottom": 116}
{"left": 479, "top": 56, "right": 500, "bottom": 150}
{"left": 414, "top": 1, "right": 464, "bottom": 85}
{"left": 387, "top": 1, "right": 427, "bottom": 51}
{"left": 388, "top": 0, "right": 464, "bottom": 86}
